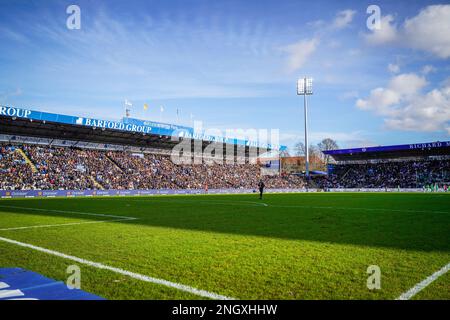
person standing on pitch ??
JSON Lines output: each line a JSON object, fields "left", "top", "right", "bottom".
{"left": 258, "top": 179, "right": 265, "bottom": 199}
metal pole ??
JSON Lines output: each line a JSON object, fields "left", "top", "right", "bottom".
{"left": 304, "top": 78, "right": 309, "bottom": 178}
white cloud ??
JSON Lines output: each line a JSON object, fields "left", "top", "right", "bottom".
{"left": 389, "top": 73, "right": 427, "bottom": 97}
{"left": 357, "top": 73, "right": 450, "bottom": 133}
{"left": 388, "top": 63, "right": 400, "bottom": 73}
{"left": 307, "top": 20, "right": 326, "bottom": 29}
{"left": 356, "top": 73, "right": 427, "bottom": 115}
{"left": 0, "top": 27, "right": 28, "bottom": 43}
{"left": 422, "top": 65, "right": 436, "bottom": 75}
{"left": 281, "top": 38, "right": 319, "bottom": 73}
{"left": 364, "top": 5, "right": 450, "bottom": 59}
{"left": 281, "top": 9, "right": 356, "bottom": 74}
{"left": 280, "top": 9, "right": 356, "bottom": 74}
{"left": 356, "top": 88, "right": 400, "bottom": 114}
{"left": 442, "top": 77, "right": 450, "bottom": 87}
{"left": 348, "top": 48, "right": 361, "bottom": 56}
{"left": 340, "top": 90, "right": 359, "bottom": 100}
{"left": 328, "top": 40, "right": 341, "bottom": 48}
{"left": 333, "top": 10, "right": 356, "bottom": 29}
{"left": 384, "top": 87, "right": 450, "bottom": 132}
{"left": 364, "top": 15, "right": 398, "bottom": 45}
{"left": 403, "top": 5, "right": 450, "bottom": 59}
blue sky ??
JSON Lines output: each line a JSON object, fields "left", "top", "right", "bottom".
{"left": 0, "top": 0, "right": 449, "bottom": 151}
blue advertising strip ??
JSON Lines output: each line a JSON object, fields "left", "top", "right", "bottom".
{"left": 0, "top": 268, "right": 104, "bottom": 300}
{"left": 0, "top": 105, "right": 285, "bottom": 150}
{"left": 122, "top": 117, "right": 192, "bottom": 133}
{"left": 0, "top": 105, "right": 184, "bottom": 139}
{"left": 0, "top": 188, "right": 308, "bottom": 198}
{"left": 323, "top": 140, "right": 450, "bottom": 156}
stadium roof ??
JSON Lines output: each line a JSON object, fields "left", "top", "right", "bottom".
{"left": 0, "top": 105, "right": 284, "bottom": 156}
{"left": 323, "top": 141, "right": 450, "bottom": 161}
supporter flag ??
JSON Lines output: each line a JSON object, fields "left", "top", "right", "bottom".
{"left": 176, "top": 108, "right": 180, "bottom": 124}
{"left": 159, "top": 106, "right": 164, "bottom": 123}
{"left": 143, "top": 103, "right": 149, "bottom": 111}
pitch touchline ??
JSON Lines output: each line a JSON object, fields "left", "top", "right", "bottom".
{"left": 0, "top": 218, "right": 132, "bottom": 231}
{"left": 0, "top": 236, "right": 235, "bottom": 300}
{"left": 0, "top": 205, "right": 137, "bottom": 220}
{"left": 396, "top": 262, "right": 450, "bottom": 300}
{"left": 0, "top": 205, "right": 137, "bottom": 231}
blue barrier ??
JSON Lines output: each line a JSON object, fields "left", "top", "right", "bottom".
{"left": 0, "top": 268, "right": 104, "bottom": 300}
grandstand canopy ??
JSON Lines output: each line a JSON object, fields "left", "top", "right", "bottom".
{"left": 0, "top": 105, "right": 283, "bottom": 156}
{"left": 323, "top": 141, "right": 450, "bottom": 162}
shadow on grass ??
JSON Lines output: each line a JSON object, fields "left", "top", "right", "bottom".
{"left": 0, "top": 193, "right": 449, "bottom": 252}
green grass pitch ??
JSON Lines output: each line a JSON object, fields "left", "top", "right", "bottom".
{"left": 0, "top": 193, "right": 449, "bottom": 300}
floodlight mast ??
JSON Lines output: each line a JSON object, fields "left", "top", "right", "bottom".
{"left": 297, "top": 77, "right": 313, "bottom": 179}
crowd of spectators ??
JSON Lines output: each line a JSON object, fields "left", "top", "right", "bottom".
{"left": 0, "top": 146, "right": 34, "bottom": 190}
{"left": 4, "top": 143, "right": 449, "bottom": 191}
{"left": 315, "top": 159, "right": 450, "bottom": 189}
{"left": 0, "top": 144, "right": 306, "bottom": 190}
{"left": 21, "top": 145, "right": 95, "bottom": 190}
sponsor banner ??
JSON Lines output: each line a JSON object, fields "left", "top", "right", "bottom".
{"left": 0, "top": 268, "right": 104, "bottom": 300}
{"left": 93, "top": 190, "right": 110, "bottom": 196}
{"left": 0, "top": 188, "right": 307, "bottom": 198}
{"left": 123, "top": 117, "right": 191, "bottom": 135}
{"left": 328, "top": 188, "right": 424, "bottom": 192}
{"left": 0, "top": 188, "right": 431, "bottom": 198}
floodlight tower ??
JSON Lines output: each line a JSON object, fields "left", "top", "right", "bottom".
{"left": 297, "top": 77, "right": 313, "bottom": 178}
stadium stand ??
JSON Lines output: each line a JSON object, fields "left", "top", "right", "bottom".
{"left": 0, "top": 143, "right": 306, "bottom": 191}
{"left": 0, "top": 106, "right": 309, "bottom": 192}
{"left": 317, "top": 141, "right": 450, "bottom": 189}
{"left": 317, "top": 159, "right": 450, "bottom": 188}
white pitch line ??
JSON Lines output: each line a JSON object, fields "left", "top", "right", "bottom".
{"left": 0, "top": 205, "right": 137, "bottom": 220}
{"left": 0, "top": 236, "right": 234, "bottom": 300}
{"left": 397, "top": 262, "right": 450, "bottom": 300}
{"left": 0, "top": 218, "right": 132, "bottom": 231}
